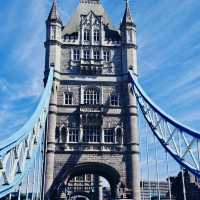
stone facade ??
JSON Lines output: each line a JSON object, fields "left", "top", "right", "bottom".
{"left": 44, "top": 0, "right": 140, "bottom": 199}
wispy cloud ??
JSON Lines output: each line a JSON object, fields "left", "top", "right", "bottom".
{"left": 0, "top": 0, "right": 48, "bottom": 137}
{"left": 135, "top": 0, "right": 200, "bottom": 131}
{"left": 0, "top": 0, "right": 200, "bottom": 138}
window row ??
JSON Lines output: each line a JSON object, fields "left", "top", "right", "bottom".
{"left": 73, "top": 49, "right": 110, "bottom": 62}
{"left": 84, "top": 29, "right": 100, "bottom": 42}
{"left": 60, "top": 128, "right": 79, "bottom": 143}
{"left": 64, "top": 90, "right": 120, "bottom": 106}
{"left": 83, "top": 88, "right": 100, "bottom": 105}
{"left": 69, "top": 174, "right": 92, "bottom": 182}
{"left": 58, "top": 127, "right": 122, "bottom": 143}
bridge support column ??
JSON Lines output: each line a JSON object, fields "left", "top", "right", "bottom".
{"left": 44, "top": 112, "right": 56, "bottom": 199}
{"left": 126, "top": 83, "right": 141, "bottom": 200}
{"left": 44, "top": 83, "right": 57, "bottom": 200}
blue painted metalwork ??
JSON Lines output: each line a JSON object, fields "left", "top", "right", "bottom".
{"left": 0, "top": 68, "right": 54, "bottom": 199}
{"left": 0, "top": 65, "right": 199, "bottom": 199}
{"left": 129, "top": 71, "right": 200, "bottom": 178}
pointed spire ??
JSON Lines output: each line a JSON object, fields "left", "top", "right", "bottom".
{"left": 121, "top": 0, "right": 135, "bottom": 27}
{"left": 47, "top": 0, "right": 62, "bottom": 24}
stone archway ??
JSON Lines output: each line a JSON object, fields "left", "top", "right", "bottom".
{"left": 55, "top": 162, "right": 121, "bottom": 199}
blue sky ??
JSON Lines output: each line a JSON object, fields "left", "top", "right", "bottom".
{"left": 0, "top": 0, "right": 200, "bottom": 140}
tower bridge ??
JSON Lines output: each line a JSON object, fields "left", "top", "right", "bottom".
{"left": 0, "top": 0, "right": 200, "bottom": 200}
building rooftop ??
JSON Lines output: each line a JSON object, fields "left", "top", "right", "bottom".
{"left": 62, "top": 0, "right": 114, "bottom": 36}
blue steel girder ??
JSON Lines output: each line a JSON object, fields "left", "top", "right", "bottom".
{"left": 129, "top": 71, "right": 200, "bottom": 178}
{"left": 0, "top": 68, "right": 54, "bottom": 198}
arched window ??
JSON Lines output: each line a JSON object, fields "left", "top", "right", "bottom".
{"left": 103, "top": 50, "right": 110, "bottom": 62}
{"left": 116, "top": 127, "right": 123, "bottom": 145}
{"left": 51, "top": 26, "right": 56, "bottom": 40}
{"left": 84, "top": 29, "right": 90, "bottom": 41}
{"left": 84, "top": 88, "right": 100, "bottom": 105}
{"left": 93, "top": 50, "right": 100, "bottom": 60}
{"left": 83, "top": 126, "right": 101, "bottom": 143}
{"left": 64, "top": 93, "right": 73, "bottom": 105}
{"left": 104, "top": 129, "right": 114, "bottom": 143}
{"left": 55, "top": 126, "right": 60, "bottom": 141}
{"left": 61, "top": 126, "right": 67, "bottom": 143}
{"left": 110, "top": 94, "right": 120, "bottom": 106}
{"left": 83, "top": 50, "right": 90, "bottom": 60}
{"left": 73, "top": 49, "right": 80, "bottom": 61}
{"left": 68, "top": 128, "right": 79, "bottom": 143}
{"left": 127, "top": 30, "right": 132, "bottom": 43}
{"left": 94, "top": 29, "right": 100, "bottom": 42}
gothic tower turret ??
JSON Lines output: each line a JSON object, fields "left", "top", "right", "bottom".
{"left": 121, "top": 1, "right": 141, "bottom": 200}
{"left": 44, "top": 1, "right": 62, "bottom": 199}
{"left": 44, "top": 0, "right": 62, "bottom": 82}
{"left": 121, "top": 0, "right": 137, "bottom": 75}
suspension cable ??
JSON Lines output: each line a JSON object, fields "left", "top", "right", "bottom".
{"left": 139, "top": 115, "right": 145, "bottom": 200}
{"left": 154, "top": 135, "right": 161, "bottom": 200}
{"left": 31, "top": 160, "right": 36, "bottom": 200}
{"left": 178, "top": 132, "right": 187, "bottom": 200}
{"left": 197, "top": 140, "right": 200, "bottom": 170}
{"left": 18, "top": 184, "right": 21, "bottom": 200}
{"left": 165, "top": 151, "right": 172, "bottom": 200}
{"left": 25, "top": 175, "right": 29, "bottom": 200}
{"left": 130, "top": 71, "right": 200, "bottom": 180}
{"left": 181, "top": 168, "right": 187, "bottom": 200}
{"left": 36, "top": 150, "right": 41, "bottom": 200}
{"left": 145, "top": 122, "right": 151, "bottom": 199}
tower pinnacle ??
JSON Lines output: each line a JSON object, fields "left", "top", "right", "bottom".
{"left": 121, "top": 0, "right": 135, "bottom": 26}
{"left": 47, "top": 0, "right": 62, "bottom": 24}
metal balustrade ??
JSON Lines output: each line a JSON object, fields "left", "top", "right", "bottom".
{"left": 129, "top": 71, "right": 200, "bottom": 178}
{"left": 0, "top": 68, "right": 53, "bottom": 199}
{"left": 0, "top": 67, "right": 199, "bottom": 199}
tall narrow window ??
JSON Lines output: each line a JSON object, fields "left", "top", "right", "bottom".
{"left": 116, "top": 127, "right": 123, "bottom": 144}
{"left": 51, "top": 26, "right": 56, "bottom": 40}
{"left": 127, "top": 30, "right": 133, "bottom": 43}
{"left": 61, "top": 127, "right": 67, "bottom": 143}
{"left": 83, "top": 50, "right": 90, "bottom": 60}
{"left": 103, "top": 50, "right": 110, "bottom": 62}
{"left": 83, "top": 126, "right": 100, "bottom": 143}
{"left": 73, "top": 49, "right": 80, "bottom": 61}
{"left": 55, "top": 126, "right": 60, "bottom": 141}
{"left": 110, "top": 94, "right": 120, "bottom": 106}
{"left": 68, "top": 128, "right": 79, "bottom": 142}
{"left": 94, "top": 30, "right": 100, "bottom": 42}
{"left": 93, "top": 50, "right": 100, "bottom": 60}
{"left": 84, "top": 88, "right": 100, "bottom": 105}
{"left": 104, "top": 129, "right": 114, "bottom": 143}
{"left": 64, "top": 93, "right": 73, "bottom": 105}
{"left": 84, "top": 29, "right": 90, "bottom": 41}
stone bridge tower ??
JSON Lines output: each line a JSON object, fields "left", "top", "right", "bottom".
{"left": 44, "top": 0, "right": 140, "bottom": 199}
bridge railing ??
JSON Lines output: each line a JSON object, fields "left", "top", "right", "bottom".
{"left": 0, "top": 68, "right": 54, "bottom": 199}
{"left": 129, "top": 70, "right": 200, "bottom": 178}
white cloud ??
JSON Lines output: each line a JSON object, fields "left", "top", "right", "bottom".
{"left": 0, "top": 0, "right": 48, "bottom": 137}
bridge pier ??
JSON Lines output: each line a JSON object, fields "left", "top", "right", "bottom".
{"left": 44, "top": 82, "right": 58, "bottom": 199}
{"left": 43, "top": 1, "right": 141, "bottom": 200}
{"left": 126, "top": 86, "right": 141, "bottom": 200}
